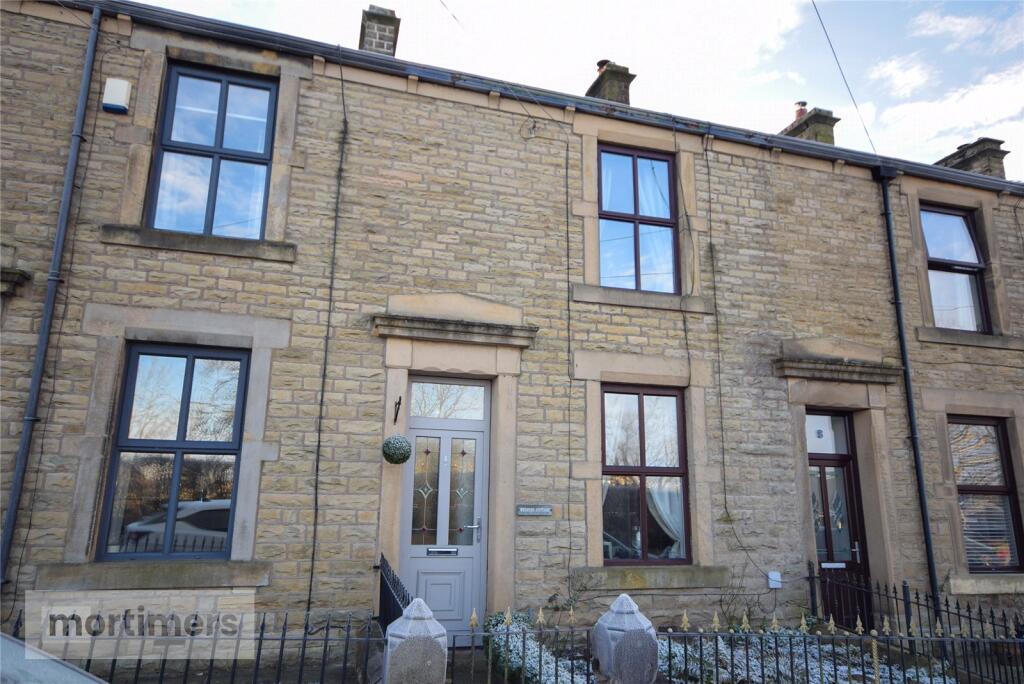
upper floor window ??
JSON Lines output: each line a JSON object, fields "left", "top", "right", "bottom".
{"left": 602, "top": 385, "right": 688, "bottom": 564}
{"left": 948, "top": 417, "right": 1022, "bottom": 573}
{"left": 148, "top": 64, "right": 277, "bottom": 240}
{"left": 921, "top": 207, "right": 989, "bottom": 332}
{"left": 99, "top": 343, "right": 250, "bottom": 560}
{"left": 599, "top": 146, "right": 678, "bottom": 294}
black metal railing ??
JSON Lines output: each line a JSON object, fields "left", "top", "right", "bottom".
{"left": 4, "top": 606, "right": 1024, "bottom": 683}
{"left": 375, "top": 553, "right": 410, "bottom": 634}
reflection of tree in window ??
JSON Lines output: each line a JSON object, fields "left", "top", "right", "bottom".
{"left": 128, "top": 356, "right": 185, "bottom": 440}
{"left": 411, "top": 383, "right": 484, "bottom": 420}
{"left": 186, "top": 359, "right": 240, "bottom": 441}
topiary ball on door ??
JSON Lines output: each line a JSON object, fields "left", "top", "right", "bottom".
{"left": 382, "top": 435, "right": 412, "bottom": 465}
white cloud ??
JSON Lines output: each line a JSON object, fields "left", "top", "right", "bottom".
{"left": 751, "top": 70, "right": 808, "bottom": 86}
{"left": 910, "top": 8, "right": 1024, "bottom": 54}
{"left": 869, "top": 54, "right": 935, "bottom": 98}
{"left": 835, "top": 62, "right": 1024, "bottom": 180}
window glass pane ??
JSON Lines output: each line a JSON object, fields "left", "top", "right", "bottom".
{"left": 411, "top": 436, "right": 440, "bottom": 545}
{"left": 410, "top": 382, "right": 485, "bottom": 420}
{"left": 929, "top": 270, "right": 983, "bottom": 331}
{"left": 186, "top": 358, "right": 241, "bottom": 442}
{"left": 448, "top": 438, "right": 477, "bottom": 546}
{"left": 921, "top": 210, "right": 979, "bottom": 263}
{"left": 600, "top": 152, "right": 634, "bottom": 214}
{"left": 602, "top": 475, "right": 641, "bottom": 560}
{"left": 824, "top": 466, "right": 852, "bottom": 561}
{"left": 805, "top": 414, "right": 848, "bottom": 454}
{"left": 153, "top": 152, "right": 212, "bottom": 234}
{"left": 128, "top": 355, "right": 187, "bottom": 440}
{"left": 106, "top": 452, "right": 175, "bottom": 554}
{"left": 604, "top": 392, "right": 640, "bottom": 466}
{"left": 211, "top": 160, "right": 266, "bottom": 239}
{"left": 644, "top": 395, "right": 679, "bottom": 467}
{"left": 172, "top": 454, "right": 235, "bottom": 554}
{"left": 809, "top": 467, "right": 828, "bottom": 561}
{"left": 637, "top": 157, "right": 670, "bottom": 218}
{"left": 960, "top": 494, "right": 1020, "bottom": 569}
{"left": 170, "top": 75, "right": 221, "bottom": 146}
{"left": 646, "top": 476, "right": 685, "bottom": 559}
{"left": 638, "top": 224, "right": 675, "bottom": 293}
{"left": 223, "top": 84, "right": 270, "bottom": 153}
{"left": 949, "top": 423, "right": 1005, "bottom": 486}
{"left": 600, "top": 219, "right": 636, "bottom": 289}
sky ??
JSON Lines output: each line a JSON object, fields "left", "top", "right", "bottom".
{"left": 146, "top": 0, "right": 1024, "bottom": 180}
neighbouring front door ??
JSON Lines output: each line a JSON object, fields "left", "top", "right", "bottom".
{"left": 806, "top": 411, "right": 872, "bottom": 629}
{"left": 400, "top": 378, "right": 490, "bottom": 636}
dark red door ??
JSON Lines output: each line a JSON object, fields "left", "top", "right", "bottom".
{"left": 807, "top": 411, "right": 872, "bottom": 629}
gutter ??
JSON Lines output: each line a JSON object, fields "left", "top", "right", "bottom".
{"left": 874, "top": 165, "right": 944, "bottom": 623}
{"left": 53, "top": 0, "right": 1024, "bottom": 196}
{"left": 0, "top": 6, "right": 102, "bottom": 582}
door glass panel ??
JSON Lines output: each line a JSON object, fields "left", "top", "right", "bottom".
{"left": 805, "top": 414, "right": 849, "bottom": 454}
{"left": 186, "top": 358, "right": 241, "bottom": 442}
{"left": 448, "top": 438, "right": 476, "bottom": 545}
{"left": 604, "top": 393, "right": 640, "bottom": 466}
{"left": 646, "top": 476, "right": 685, "bottom": 559}
{"left": 643, "top": 394, "right": 679, "bottom": 467}
{"left": 825, "top": 467, "right": 852, "bottom": 561}
{"left": 602, "top": 475, "right": 641, "bottom": 560}
{"left": 928, "top": 270, "right": 983, "bottom": 332}
{"left": 600, "top": 152, "right": 634, "bottom": 214}
{"left": 411, "top": 436, "right": 440, "bottom": 545}
{"left": 638, "top": 224, "right": 675, "bottom": 293}
{"left": 809, "top": 466, "right": 827, "bottom": 561}
{"left": 128, "top": 355, "right": 187, "bottom": 440}
{"left": 410, "top": 382, "right": 485, "bottom": 420}
{"left": 959, "top": 494, "right": 1020, "bottom": 569}
{"left": 106, "top": 452, "right": 175, "bottom": 554}
{"left": 949, "top": 423, "right": 1004, "bottom": 486}
{"left": 599, "top": 219, "right": 636, "bottom": 289}
{"left": 172, "top": 454, "right": 235, "bottom": 553}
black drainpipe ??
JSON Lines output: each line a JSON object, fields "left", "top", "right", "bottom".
{"left": 874, "top": 165, "right": 943, "bottom": 624}
{"left": 0, "top": 6, "right": 102, "bottom": 583}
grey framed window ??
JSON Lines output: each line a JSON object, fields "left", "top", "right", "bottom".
{"left": 147, "top": 64, "right": 277, "bottom": 240}
{"left": 921, "top": 207, "right": 989, "bottom": 333}
{"left": 98, "top": 343, "right": 249, "bottom": 560}
{"left": 948, "top": 417, "right": 1023, "bottom": 573}
{"left": 601, "top": 385, "right": 689, "bottom": 564}
{"left": 598, "top": 145, "right": 679, "bottom": 294}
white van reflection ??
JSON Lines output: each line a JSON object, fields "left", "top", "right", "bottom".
{"left": 121, "top": 500, "right": 230, "bottom": 553}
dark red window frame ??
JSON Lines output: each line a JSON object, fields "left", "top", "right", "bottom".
{"left": 597, "top": 144, "right": 680, "bottom": 294}
{"left": 921, "top": 204, "right": 991, "bottom": 334}
{"left": 601, "top": 384, "right": 690, "bottom": 565}
{"left": 949, "top": 415, "right": 1024, "bottom": 573}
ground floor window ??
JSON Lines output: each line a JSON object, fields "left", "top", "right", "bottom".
{"left": 98, "top": 343, "right": 249, "bottom": 560}
{"left": 948, "top": 416, "right": 1022, "bottom": 572}
{"left": 601, "top": 384, "right": 688, "bottom": 563}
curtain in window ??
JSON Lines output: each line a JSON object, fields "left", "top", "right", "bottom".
{"left": 647, "top": 477, "right": 684, "bottom": 557}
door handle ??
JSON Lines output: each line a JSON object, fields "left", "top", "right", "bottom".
{"left": 464, "top": 517, "right": 482, "bottom": 542}
{"left": 852, "top": 541, "right": 861, "bottom": 564}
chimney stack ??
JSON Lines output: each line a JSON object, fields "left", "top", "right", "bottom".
{"left": 359, "top": 5, "right": 400, "bottom": 57}
{"left": 585, "top": 60, "right": 636, "bottom": 105}
{"left": 935, "top": 138, "right": 1008, "bottom": 179}
{"left": 779, "top": 102, "right": 840, "bottom": 145}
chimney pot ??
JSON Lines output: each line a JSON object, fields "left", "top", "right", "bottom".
{"left": 780, "top": 104, "right": 840, "bottom": 145}
{"left": 585, "top": 60, "right": 635, "bottom": 105}
{"left": 359, "top": 5, "right": 401, "bottom": 57}
{"left": 935, "top": 137, "right": 1008, "bottom": 179}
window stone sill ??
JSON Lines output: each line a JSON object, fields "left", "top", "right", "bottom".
{"left": 571, "top": 284, "right": 713, "bottom": 314}
{"left": 34, "top": 561, "right": 271, "bottom": 591}
{"left": 916, "top": 326, "right": 1024, "bottom": 351}
{"left": 573, "top": 564, "right": 730, "bottom": 590}
{"left": 949, "top": 574, "right": 1024, "bottom": 596}
{"left": 100, "top": 225, "right": 297, "bottom": 263}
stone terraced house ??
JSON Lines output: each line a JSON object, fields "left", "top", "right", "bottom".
{"left": 2, "top": 0, "right": 1023, "bottom": 636}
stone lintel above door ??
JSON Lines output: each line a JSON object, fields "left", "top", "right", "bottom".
{"left": 372, "top": 293, "right": 538, "bottom": 350}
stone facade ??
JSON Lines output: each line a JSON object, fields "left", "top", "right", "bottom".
{"left": 2, "top": 1, "right": 1023, "bottom": 629}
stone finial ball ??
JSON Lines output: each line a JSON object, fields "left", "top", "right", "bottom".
{"left": 382, "top": 434, "right": 412, "bottom": 464}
